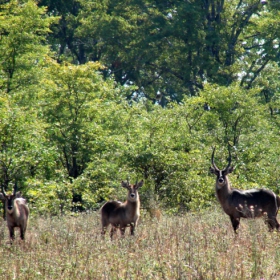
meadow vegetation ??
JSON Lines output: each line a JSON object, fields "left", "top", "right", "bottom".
{"left": 1, "top": 208, "right": 280, "bottom": 279}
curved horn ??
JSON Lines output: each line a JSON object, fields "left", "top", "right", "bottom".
{"left": 224, "top": 147, "right": 232, "bottom": 171}
{"left": 13, "top": 182, "right": 18, "bottom": 195}
{"left": 211, "top": 147, "right": 219, "bottom": 171}
{"left": 1, "top": 185, "right": 7, "bottom": 197}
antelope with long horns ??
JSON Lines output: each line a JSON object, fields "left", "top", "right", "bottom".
{"left": 210, "top": 147, "right": 280, "bottom": 233}
{"left": 101, "top": 180, "right": 143, "bottom": 238}
{"left": 0, "top": 183, "right": 29, "bottom": 241}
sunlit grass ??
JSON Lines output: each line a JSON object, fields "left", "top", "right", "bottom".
{"left": 1, "top": 208, "right": 280, "bottom": 279}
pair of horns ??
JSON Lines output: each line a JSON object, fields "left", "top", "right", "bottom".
{"left": 211, "top": 147, "right": 232, "bottom": 171}
{"left": 126, "top": 178, "right": 139, "bottom": 185}
{"left": 1, "top": 183, "right": 17, "bottom": 197}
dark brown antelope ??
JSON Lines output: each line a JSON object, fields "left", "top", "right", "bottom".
{"left": 210, "top": 147, "right": 280, "bottom": 233}
{"left": 101, "top": 180, "right": 143, "bottom": 238}
{"left": 0, "top": 183, "right": 29, "bottom": 241}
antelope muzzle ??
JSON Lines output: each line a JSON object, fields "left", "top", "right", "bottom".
{"left": 7, "top": 196, "right": 15, "bottom": 211}
{"left": 217, "top": 171, "right": 226, "bottom": 185}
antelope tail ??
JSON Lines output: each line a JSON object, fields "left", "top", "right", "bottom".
{"left": 277, "top": 195, "right": 280, "bottom": 209}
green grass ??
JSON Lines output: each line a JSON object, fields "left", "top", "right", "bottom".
{"left": 1, "top": 208, "right": 280, "bottom": 279}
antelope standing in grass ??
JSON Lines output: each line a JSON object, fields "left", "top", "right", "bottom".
{"left": 101, "top": 180, "right": 143, "bottom": 238}
{"left": 0, "top": 183, "right": 29, "bottom": 241}
{"left": 210, "top": 147, "right": 280, "bottom": 233}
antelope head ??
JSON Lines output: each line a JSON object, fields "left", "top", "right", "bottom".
{"left": 121, "top": 180, "right": 143, "bottom": 202}
{"left": 0, "top": 183, "right": 22, "bottom": 213}
{"left": 210, "top": 147, "right": 234, "bottom": 188}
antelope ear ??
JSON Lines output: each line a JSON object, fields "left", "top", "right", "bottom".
{"left": 224, "top": 166, "right": 234, "bottom": 175}
{"left": 121, "top": 181, "right": 130, "bottom": 189}
{"left": 0, "top": 193, "right": 5, "bottom": 201}
{"left": 136, "top": 180, "right": 144, "bottom": 189}
{"left": 210, "top": 167, "right": 216, "bottom": 174}
{"left": 228, "top": 166, "right": 234, "bottom": 174}
{"left": 15, "top": 191, "right": 22, "bottom": 198}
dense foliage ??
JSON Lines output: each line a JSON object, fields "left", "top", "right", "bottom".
{"left": 1, "top": 0, "right": 280, "bottom": 214}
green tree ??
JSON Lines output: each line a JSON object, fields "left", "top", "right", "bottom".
{"left": 0, "top": 0, "right": 57, "bottom": 96}
{"left": 0, "top": 0, "right": 58, "bottom": 191}
{"left": 37, "top": 0, "right": 86, "bottom": 63}
{"left": 40, "top": 61, "right": 106, "bottom": 179}
{"left": 38, "top": 60, "right": 130, "bottom": 209}
{"left": 42, "top": 0, "right": 280, "bottom": 102}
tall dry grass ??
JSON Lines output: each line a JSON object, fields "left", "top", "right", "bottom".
{"left": 1, "top": 208, "right": 280, "bottom": 279}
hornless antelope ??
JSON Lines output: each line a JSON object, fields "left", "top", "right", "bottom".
{"left": 210, "top": 147, "right": 280, "bottom": 233}
{"left": 101, "top": 180, "right": 143, "bottom": 238}
{"left": 0, "top": 183, "right": 29, "bottom": 241}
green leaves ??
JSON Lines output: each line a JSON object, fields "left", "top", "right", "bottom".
{"left": 41, "top": 0, "right": 280, "bottom": 102}
{"left": 39, "top": 61, "right": 116, "bottom": 179}
{"left": 2, "top": 0, "right": 280, "bottom": 215}
{"left": 0, "top": 0, "right": 57, "bottom": 94}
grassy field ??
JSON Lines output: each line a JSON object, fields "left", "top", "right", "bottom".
{"left": 1, "top": 208, "right": 280, "bottom": 279}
